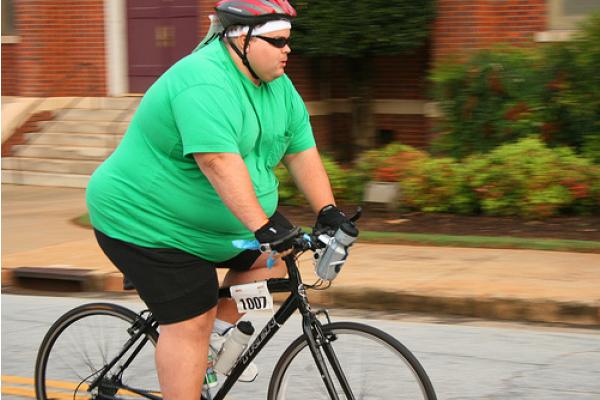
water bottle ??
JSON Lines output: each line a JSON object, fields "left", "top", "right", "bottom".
{"left": 315, "top": 222, "right": 358, "bottom": 281}
{"left": 204, "top": 353, "right": 218, "bottom": 388}
{"left": 213, "top": 321, "right": 255, "bottom": 375}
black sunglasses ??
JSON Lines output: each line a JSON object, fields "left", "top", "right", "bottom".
{"left": 255, "top": 35, "right": 290, "bottom": 49}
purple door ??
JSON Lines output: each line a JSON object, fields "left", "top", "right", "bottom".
{"left": 127, "top": 0, "right": 198, "bottom": 93}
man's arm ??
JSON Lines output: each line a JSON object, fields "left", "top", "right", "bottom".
{"left": 194, "top": 152, "right": 268, "bottom": 232}
{"left": 283, "top": 147, "right": 335, "bottom": 214}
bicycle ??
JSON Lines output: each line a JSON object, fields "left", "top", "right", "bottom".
{"left": 34, "top": 217, "right": 438, "bottom": 400}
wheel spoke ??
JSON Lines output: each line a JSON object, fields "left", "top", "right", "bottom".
{"left": 35, "top": 304, "right": 160, "bottom": 400}
{"left": 269, "top": 322, "right": 436, "bottom": 400}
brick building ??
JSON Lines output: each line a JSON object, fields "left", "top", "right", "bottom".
{"left": 2, "top": 0, "right": 600, "bottom": 155}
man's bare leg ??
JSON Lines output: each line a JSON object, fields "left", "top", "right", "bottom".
{"left": 155, "top": 306, "right": 217, "bottom": 400}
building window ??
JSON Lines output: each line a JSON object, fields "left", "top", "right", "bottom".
{"left": 549, "top": 0, "right": 600, "bottom": 30}
{"left": 2, "top": 0, "right": 16, "bottom": 36}
{"left": 376, "top": 129, "right": 395, "bottom": 147}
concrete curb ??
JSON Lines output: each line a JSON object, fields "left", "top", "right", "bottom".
{"left": 3, "top": 267, "right": 599, "bottom": 327}
{"left": 304, "top": 288, "right": 600, "bottom": 327}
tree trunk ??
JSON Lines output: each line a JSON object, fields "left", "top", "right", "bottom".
{"left": 349, "top": 57, "right": 375, "bottom": 157}
{"left": 314, "top": 57, "right": 375, "bottom": 161}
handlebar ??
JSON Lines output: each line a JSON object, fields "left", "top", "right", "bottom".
{"left": 232, "top": 207, "right": 361, "bottom": 280}
{"left": 233, "top": 207, "right": 362, "bottom": 256}
{"left": 268, "top": 207, "right": 362, "bottom": 255}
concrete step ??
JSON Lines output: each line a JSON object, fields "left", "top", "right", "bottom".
{"left": 40, "top": 120, "right": 130, "bottom": 134}
{"left": 69, "top": 97, "right": 141, "bottom": 110}
{"left": 11, "top": 266, "right": 101, "bottom": 292}
{"left": 54, "top": 108, "right": 134, "bottom": 122}
{"left": 2, "top": 170, "right": 89, "bottom": 188}
{"left": 11, "top": 144, "right": 113, "bottom": 161}
{"left": 2, "top": 157, "right": 101, "bottom": 175}
{"left": 0, "top": 97, "right": 139, "bottom": 188}
{"left": 25, "top": 132, "right": 123, "bottom": 148}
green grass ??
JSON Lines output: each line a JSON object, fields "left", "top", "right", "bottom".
{"left": 73, "top": 213, "right": 91, "bottom": 228}
{"left": 74, "top": 213, "right": 600, "bottom": 253}
{"left": 357, "top": 231, "right": 600, "bottom": 253}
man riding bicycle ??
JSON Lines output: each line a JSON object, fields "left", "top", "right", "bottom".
{"left": 86, "top": 1, "right": 350, "bottom": 399}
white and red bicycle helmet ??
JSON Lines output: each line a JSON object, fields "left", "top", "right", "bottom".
{"left": 215, "top": 0, "right": 297, "bottom": 28}
{"left": 214, "top": 0, "right": 296, "bottom": 80}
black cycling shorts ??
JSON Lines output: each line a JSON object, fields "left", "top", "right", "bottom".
{"left": 94, "top": 211, "right": 293, "bottom": 325}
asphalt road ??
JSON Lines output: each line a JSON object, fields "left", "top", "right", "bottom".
{"left": 2, "top": 293, "right": 600, "bottom": 399}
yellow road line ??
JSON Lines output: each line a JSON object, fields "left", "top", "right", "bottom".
{"left": 2, "top": 376, "right": 238, "bottom": 400}
{"left": 1, "top": 385, "right": 36, "bottom": 398}
{"left": 2, "top": 375, "right": 88, "bottom": 390}
{"left": 2, "top": 375, "right": 161, "bottom": 399}
{"left": 2, "top": 375, "right": 33, "bottom": 384}
{"left": 1, "top": 385, "right": 89, "bottom": 400}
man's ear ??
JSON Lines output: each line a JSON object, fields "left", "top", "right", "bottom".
{"left": 239, "top": 34, "right": 252, "bottom": 52}
{"left": 227, "top": 34, "right": 244, "bottom": 48}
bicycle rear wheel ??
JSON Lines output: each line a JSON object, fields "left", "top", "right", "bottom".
{"left": 268, "top": 321, "right": 436, "bottom": 400}
{"left": 35, "top": 303, "right": 160, "bottom": 400}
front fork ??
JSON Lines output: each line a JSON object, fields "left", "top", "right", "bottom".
{"left": 284, "top": 254, "right": 356, "bottom": 400}
{"left": 297, "top": 293, "right": 355, "bottom": 400}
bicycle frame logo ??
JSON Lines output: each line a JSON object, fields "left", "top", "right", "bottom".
{"left": 241, "top": 318, "right": 279, "bottom": 365}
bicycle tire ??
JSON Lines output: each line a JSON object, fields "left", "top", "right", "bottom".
{"left": 34, "top": 302, "right": 160, "bottom": 400}
{"left": 267, "top": 321, "right": 437, "bottom": 400}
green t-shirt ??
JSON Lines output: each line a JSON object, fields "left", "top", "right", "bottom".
{"left": 86, "top": 39, "right": 315, "bottom": 262}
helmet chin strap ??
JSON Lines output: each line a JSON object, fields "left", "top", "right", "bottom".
{"left": 225, "top": 26, "right": 261, "bottom": 81}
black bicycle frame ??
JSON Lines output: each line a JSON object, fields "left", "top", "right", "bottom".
{"left": 97, "top": 253, "right": 356, "bottom": 400}
{"left": 86, "top": 314, "right": 159, "bottom": 396}
{"left": 211, "top": 254, "right": 355, "bottom": 400}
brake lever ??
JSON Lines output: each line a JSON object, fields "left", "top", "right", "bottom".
{"left": 259, "top": 226, "right": 303, "bottom": 253}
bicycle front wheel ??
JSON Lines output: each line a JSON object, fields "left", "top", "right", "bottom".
{"left": 35, "top": 303, "right": 160, "bottom": 400}
{"left": 268, "top": 321, "right": 436, "bottom": 400}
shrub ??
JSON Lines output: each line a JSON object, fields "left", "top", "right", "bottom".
{"left": 545, "top": 13, "right": 600, "bottom": 163}
{"left": 373, "top": 150, "right": 428, "bottom": 182}
{"left": 351, "top": 142, "right": 428, "bottom": 194}
{"left": 430, "top": 13, "right": 600, "bottom": 162}
{"left": 355, "top": 143, "right": 418, "bottom": 178}
{"left": 278, "top": 140, "right": 600, "bottom": 218}
{"left": 551, "top": 147, "right": 600, "bottom": 213}
{"left": 464, "top": 138, "right": 600, "bottom": 218}
{"left": 430, "top": 47, "right": 548, "bottom": 159}
{"left": 399, "top": 157, "right": 477, "bottom": 214}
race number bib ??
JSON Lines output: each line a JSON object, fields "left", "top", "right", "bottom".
{"left": 230, "top": 281, "right": 273, "bottom": 313}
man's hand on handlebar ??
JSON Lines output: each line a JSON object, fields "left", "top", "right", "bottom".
{"left": 314, "top": 204, "right": 352, "bottom": 235}
{"left": 251, "top": 207, "right": 362, "bottom": 261}
{"left": 254, "top": 218, "right": 298, "bottom": 258}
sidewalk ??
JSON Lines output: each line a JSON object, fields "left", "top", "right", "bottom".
{"left": 2, "top": 184, "right": 599, "bottom": 326}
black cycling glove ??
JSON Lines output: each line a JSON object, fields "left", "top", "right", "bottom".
{"left": 314, "top": 204, "right": 352, "bottom": 235}
{"left": 254, "top": 219, "right": 297, "bottom": 252}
